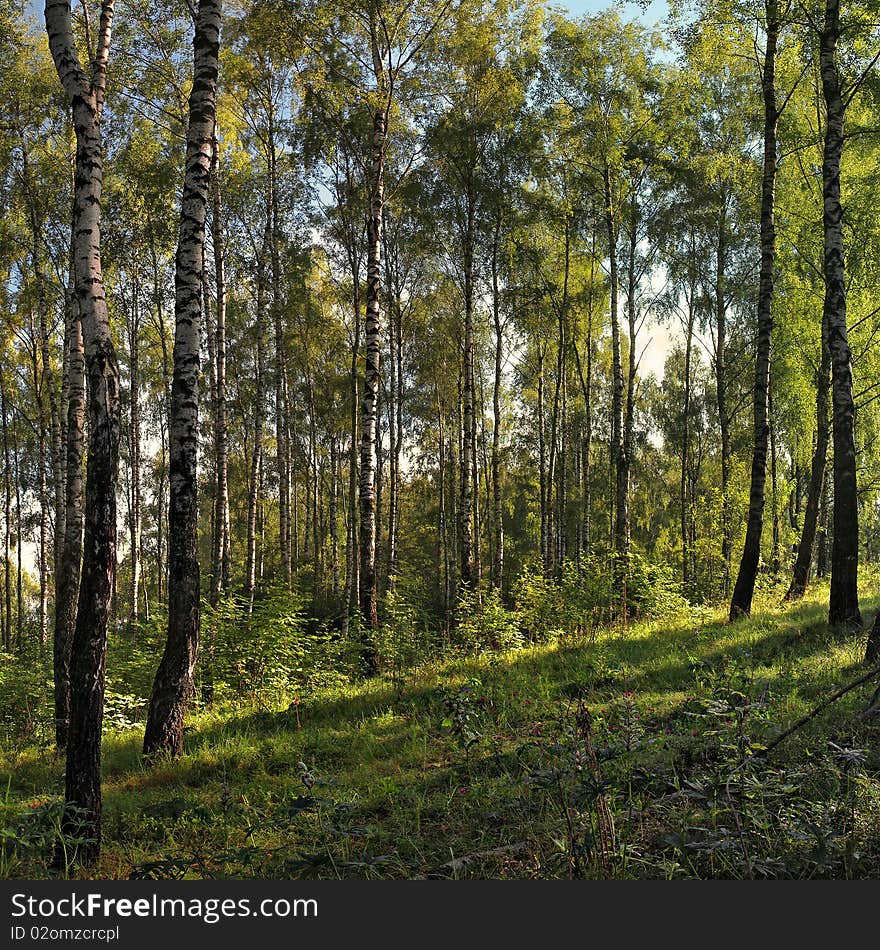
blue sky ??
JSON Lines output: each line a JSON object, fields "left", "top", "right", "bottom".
{"left": 553, "top": 0, "right": 669, "bottom": 23}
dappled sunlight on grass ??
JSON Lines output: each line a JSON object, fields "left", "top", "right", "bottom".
{"left": 2, "top": 583, "right": 880, "bottom": 879}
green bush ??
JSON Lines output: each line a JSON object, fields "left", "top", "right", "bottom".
{"left": 0, "top": 647, "right": 53, "bottom": 746}
{"left": 513, "top": 554, "right": 687, "bottom": 642}
{"left": 454, "top": 586, "right": 522, "bottom": 653}
{"left": 375, "top": 586, "right": 439, "bottom": 679}
{"left": 199, "top": 587, "right": 353, "bottom": 703}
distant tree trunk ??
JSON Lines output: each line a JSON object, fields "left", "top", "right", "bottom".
{"left": 453, "top": 386, "right": 462, "bottom": 586}
{"left": 551, "top": 216, "right": 571, "bottom": 578}
{"left": 472, "top": 364, "right": 482, "bottom": 586}
{"left": 820, "top": 0, "right": 861, "bottom": 628}
{"left": 21, "top": 133, "right": 64, "bottom": 576}
{"left": 127, "top": 278, "right": 142, "bottom": 624}
{"left": 345, "top": 272, "right": 360, "bottom": 633}
{"left": 28, "top": 321, "right": 50, "bottom": 646}
{"left": 490, "top": 219, "right": 504, "bottom": 590}
{"left": 537, "top": 346, "right": 548, "bottom": 576}
{"left": 817, "top": 470, "right": 829, "bottom": 577}
{"left": 144, "top": 0, "right": 220, "bottom": 759}
{"left": 619, "top": 200, "right": 638, "bottom": 602}
{"left": 149, "top": 232, "right": 171, "bottom": 604}
{"left": 306, "top": 372, "right": 320, "bottom": 603}
{"left": 46, "top": 0, "right": 120, "bottom": 866}
{"left": 54, "top": 292, "right": 85, "bottom": 749}
{"left": 209, "top": 135, "right": 230, "bottom": 607}
{"left": 576, "top": 245, "right": 596, "bottom": 567}
{"left": 681, "top": 297, "right": 694, "bottom": 593}
{"left": 459, "top": 193, "right": 476, "bottom": 588}
{"left": 604, "top": 165, "right": 625, "bottom": 610}
{"left": 330, "top": 434, "right": 340, "bottom": 599}
{"left": 14, "top": 423, "right": 22, "bottom": 648}
{"left": 548, "top": 350, "right": 559, "bottom": 576}
{"left": 375, "top": 362, "right": 384, "bottom": 585}
{"left": 386, "top": 264, "right": 399, "bottom": 587}
{"left": 358, "top": 47, "right": 387, "bottom": 667}
{"left": 394, "top": 283, "right": 403, "bottom": 578}
{"left": 1, "top": 375, "right": 10, "bottom": 653}
{"left": 769, "top": 386, "right": 780, "bottom": 574}
{"left": 786, "top": 311, "right": 830, "bottom": 601}
{"left": 265, "top": 97, "right": 290, "bottom": 587}
{"left": 245, "top": 235, "right": 268, "bottom": 615}
{"left": 730, "top": 0, "right": 779, "bottom": 619}
{"left": 437, "top": 400, "right": 450, "bottom": 619}
{"left": 715, "top": 203, "right": 732, "bottom": 593}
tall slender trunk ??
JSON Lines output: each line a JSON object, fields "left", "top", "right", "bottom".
{"left": 682, "top": 296, "right": 694, "bottom": 593}
{"left": 537, "top": 346, "right": 548, "bottom": 575}
{"left": 0, "top": 374, "right": 10, "bottom": 653}
{"left": 267, "top": 100, "right": 290, "bottom": 586}
{"left": 306, "top": 371, "right": 320, "bottom": 603}
{"left": 29, "top": 322, "right": 50, "bottom": 645}
{"left": 209, "top": 135, "right": 229, "bottom": 606}
{"left": 127, "top": 280, "right": 142, "bottom": 623}
{"left": 553, "top": 216, "right": 571, "bottom": 577}
{"left": 459, "top": 193, "right": 476, "bottom": 588}
{"left": 715, "top": 203, "right": 732, "bottom": 593}
{"left": 438, "top": 400, "right": 449, "bottom": 619}
{"left": 245, "top": 237, "right": 268, "bottom": 614}
{"left": 149, "top": 232, "right": 171, "bottom": 604}
{"left": 604, "top": 166, "right": 624, "bottom": 607}
{"left": 730, "top": 0, "right": 779, "bottom": 619}
{"left": 330, "top": 434, "right": 340, "bottom": 599}
{"left": 14, "top": 421, "right": 22, "bottom": 649}
{"left": 144, "top": 0, "right": 221, "bottom": 758}
{"left": 345, "top": 299, "right": 360, "bottom": 629}
{"left": 343, "top": 192, "right": 362, "bottom": 633}
{"left": 769, "top": 386, "right": 780, "bottom": 573}
{"left": 547, "top": 341, "right": 560, "bottom": 576}
{"left": 46, "top": 0, "right": 120, "bottom": 866}
{"left": 386, "top": 262, "right": 399, "bottom": 587}
{"left": 453, "top": 386, "right": 461, "bottom": 587}
{"left": 472, "top": 362, "right": 482, "bottom": 586}
{"left": 375, "top": 360, "right": 384, "bottom": 585}
{"left": 620, "top": 203, "right": 638, "bottom": 596}
{"left": 575, "top": 243, "right": 596, "bottom": 566}
{"left": 358, "top": 54, "right": 387, "bottom": 665}
{"left": 819, "top": 0, "right": 861, "bottom": 629}
{"left": 21, "top": 133, "right": 65, "bottom": 574}
{"left": 491, "top": 219, "right": 504, "bottom": 590}
{"left": 786, "top": 312, "right": 830, "bottom": 600}
{"left": 817, "top": 460, "right": 830, "bottom": 576}
{"left": 394, "top": 288, "right": 403, "bottom": 574}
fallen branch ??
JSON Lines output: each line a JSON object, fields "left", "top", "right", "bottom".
{"left": 752, "top": 661, "right": 880, "bottom": 760}
{"left": 724, "top": 660, "right": 880, "bottom": 877}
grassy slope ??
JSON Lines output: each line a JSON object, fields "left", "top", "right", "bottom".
{"left": 2, "top": 582, "right": 880, "bottom": 879}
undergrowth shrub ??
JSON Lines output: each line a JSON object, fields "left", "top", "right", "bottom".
{"left": 199, "top": 587, "right": 353, "bottom": 703}
{"left": 513, "top": 555, "right": 687, "bottom": 642}
{"left": 375, "top": 586, "right": 440, "bottom": 683}
{"left": 0, "top": 645, "right": 53, "bottom": 746}
{"left": 454, "top": 586, "right": 522, "bottom": 653}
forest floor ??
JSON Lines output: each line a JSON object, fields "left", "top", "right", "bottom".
{"left": 3, "top": 581, "right": 880, "bottom": 879}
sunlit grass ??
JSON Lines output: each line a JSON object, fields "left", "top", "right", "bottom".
{"left": 1, "top": 578, "right": 879, "bottom": 879}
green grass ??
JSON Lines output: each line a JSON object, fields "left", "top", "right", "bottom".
{"left": 2, "top": 581, "right": 880, "bottom": 879}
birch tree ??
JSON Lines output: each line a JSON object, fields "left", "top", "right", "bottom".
{"left": 44, "top": 0, "right": 120, "bottom": 865}
{"left": 144, "top": 0, "right": 221, "bottom": 759}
